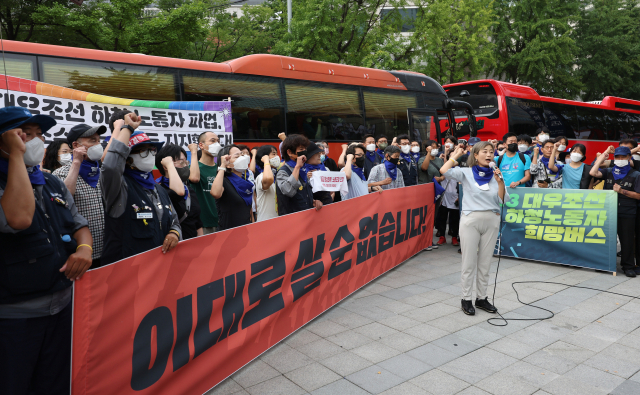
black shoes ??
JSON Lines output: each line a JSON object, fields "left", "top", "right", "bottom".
{"left": 475, "top": 297, "right": 498, "bottom": 313}
{"left": 624, "top": 270, "right": 637, "bottom": 278}
{"left": 634, "top": 267, "right": 640, "bottom": 275}
{"left": 461, "top": 299, "right": 475, "bottom": 315}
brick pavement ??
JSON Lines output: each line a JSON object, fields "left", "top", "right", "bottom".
{"left": 206, "top": 238, "right": 640, "bottom": 395}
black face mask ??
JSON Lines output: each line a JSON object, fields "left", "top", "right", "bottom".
{"left": 296, "top": 150, "right": 307, "bottom": 158}
{"left": 507, "top": 143, "right": 518, "bottom": 153}
{"left": 176, "top": 166, "right": 190, "bottom": 183}
{"left": 355, "top": 156, "right": 365, "bottom": 168}
{"left": 387, "top": 157, "right": 399, "bottom": 165}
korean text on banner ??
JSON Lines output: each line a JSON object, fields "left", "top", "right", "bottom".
{"left": 71, "top": 184, "right": 435, "bottom": 395}
{"left": 496, "top": 188, "right": 617, "bottom": 272}
{"left": 310, "top": 171, "right": 348, "bottom": 196}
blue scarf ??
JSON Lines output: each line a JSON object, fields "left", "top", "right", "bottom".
{"left": 227, "top": 172, "right": 253, "bottom": 206}
{"left": 255, "top": 164, "right": 263, "bottom": 177}
{"left": 540, "top": 156, "right": 561, "bottom": 175}
{"left": 78, "top": 160, "right": 100, "bottom": 188}
{"left": 472, "top": 165, "right": 493, "bottom": 186}
{"left": 411, "top": 152, "right": 421, "bottom": 163}
{"left": 301, "top": 163, "right": 326, "bottom": 183}
{"left": 352, "top": 166, "right": 366, "bottom": 181}
{"left": 124, "top": 167, "right": 156, "bottom": 190}
{"left": 285, "top": 159, "right": 306, "bottom": 182}
{"left": 613, "top": 164, "right": 631, "bottom": 181}
{"left": 384, "top": 160, "right": 398, "bottom": 180}
{"left": 375, "top": 149, "right": 385, "bottom": 161}
{"left": 400, "top": 152, "right": 413, "bottom": 165}
{"left": 155, "top": 176, "right": 188, "bottom": 199}
{"left": 365, "top": 151, "right": 377, "bottom": 163}
{"left": 0, "top": 159, "right": 46, "bottom": 185}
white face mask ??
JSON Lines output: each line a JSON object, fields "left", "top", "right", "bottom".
{"left": 233, "top": 155, "right": 250, "bottom": 172}
{"left": 87, "top": 144, "right": 103, "bottom": 162}
{"left": 518, "top": 144, "right": 529, "bottom": 153}
{"left": 538, "top": 134, "right": 549, "bottom": 142}
{"left": 208, "top": 142, "right": 222, "bottom": 155}
{"left": 366, "top": 143, "right": 376, "bottom": 152}
{"left": 411, "top": 146, "right": 420, "bottom": 153}
{"left": 615, "top": 159, "right": 630, "bottom": 168}
{"left": 401, "top": 145, "right": 411, "bottom": 154}
{"left": 565, "top": 157, "right": 571, "bottom": 164}
{"left": 498, "top": 149, "right": 506, "bottom": 156}
{"left": 59, "top": 153, "right": 72, "bottom": 165}
{"left": 430, "top": 149, "right": 439, "bottom": 157}
{"left": 570, "top": 153, "right": 583, "bottom": 163}
{"left": 23, "top": 138, "right": 45, "bottom": 167}
{"left": 634, "top": 154, "right": 640, "bottom": 161}
{"left": 445, "top": 143, "right": 453, "bottom": 150}
{"left": 269, "top": 156, "right": 281, "bottom": 168}
{"left": 558, "top": 145, "right": 566, "bottom": 152}
{"left": 129, "top": 153, "right": 155, "bottom": 173}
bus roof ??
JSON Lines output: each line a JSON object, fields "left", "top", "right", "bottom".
{"left": 1, "top": 40, "right": 445, "bottom": 94}
{"left": 443, "top": 79, "right": 640, "bottom": 112}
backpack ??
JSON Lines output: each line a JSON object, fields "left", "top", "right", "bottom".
{"left": 497, "top": 153, "right": 532, "bottom": 187}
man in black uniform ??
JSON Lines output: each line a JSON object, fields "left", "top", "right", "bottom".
{"left": 396, "top": 134, "right": 419, "bottom": 186}
{"left": 0, "top": 107, "right": 93, "bottom": 395}
{"left": 591, "top": 146, "right": 640, "bottom": 277}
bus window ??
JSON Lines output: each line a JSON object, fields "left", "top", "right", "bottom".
{"left": 2, "top": 53, "right": 35, "bottom": 80}
{"left": 39, "top": 57, "right": 177, "bottom": 101}
{"left": 628, "top": 113, "right": 640, "bottom": 140}
{"left": 576, "top": 107, "right": 607, "bottom": 140}
{"left": 445, "top": 83, "right": 499, "bottom": 119}
{"left": 604, "top": 110, "right": 627, "bottom": 141}
{"left": 182, "top": 72, "right": 285, "bottom": 140}
{"left": 543, "top": 102, "right": 578, "bottom": 139}
{"left": 364, "top": 90, "right": 417, "bottom": 140}
{"left": 506, "top": 97, "right": 545, "bottom": 136}
{"left": 285, "top": 81, "right": 363, "bottom": 141}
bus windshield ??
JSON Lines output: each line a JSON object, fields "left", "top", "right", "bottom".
{"left": 445, "top": 83, "right": 499, "bottom": 118}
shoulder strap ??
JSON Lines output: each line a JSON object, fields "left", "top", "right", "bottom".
{"left": 518, "top": 153, "right": 526, "bottom": 165}
{"left": 497, "top": 155, "right": 503, "bottom": 168}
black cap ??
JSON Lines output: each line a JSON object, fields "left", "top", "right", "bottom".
{"left": 67, "top": 123, "right": 107, "bottom": 144}
{"left": 306, "top": 142, "right": 324, "bottom": 159}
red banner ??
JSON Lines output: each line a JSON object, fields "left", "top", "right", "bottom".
{"left": 71, "top": 184, "right": 435, "bottom": 395}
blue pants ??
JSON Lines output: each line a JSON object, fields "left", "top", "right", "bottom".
{"left": 0, "top": 301, "right": 71, "bottom": 395}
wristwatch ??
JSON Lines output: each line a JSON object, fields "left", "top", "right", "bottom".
{"left": 121, "top": 125, "right": 135, "bottom": 134}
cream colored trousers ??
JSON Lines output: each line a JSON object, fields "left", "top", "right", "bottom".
{"left": 459, "top": 211, "right": 500, "bottom": 300}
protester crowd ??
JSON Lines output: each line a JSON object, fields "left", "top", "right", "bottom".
{"left": 1, "top": 104, "right": 639, "bottom": 394}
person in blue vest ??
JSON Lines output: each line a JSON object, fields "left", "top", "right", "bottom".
{"left": 100, "top": 113, "right": 181, "bottom": 265}
{"left": 362, "top": 134, "right": 381, "bottom": 178}
{"left": 395, "top": 134, "right": 419, "bottom": 186}
{"left": 0, "top": 107, "right": 93, "bottom": 395}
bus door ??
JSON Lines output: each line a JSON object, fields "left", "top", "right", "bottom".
{"left": 407, "top": 108, "right": 442, "bottom": 148}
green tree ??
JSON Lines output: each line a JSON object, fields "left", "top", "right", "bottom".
{"left": 490, "top": 0, "right": 582, "bottom": 99}
{"left": 0, "top": 0, "right": 67, "bottom": 41}
{"left": 576, "top": 0, "right": 640, "bottom": 101}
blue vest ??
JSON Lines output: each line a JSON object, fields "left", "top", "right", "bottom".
{"left": 399, "top": 156, "right": 418, "bottom": 186}
{"left": 275, "top": 165, "right": 314, "bottom": 215}
{"left": 101, "top": 174, "right": 173, "bottom": 266}
{"left": 605, "top": 169, "right": 639, "bottom": 216}
{"left": 0, "top": 173, "right": 75, "bottom": 304}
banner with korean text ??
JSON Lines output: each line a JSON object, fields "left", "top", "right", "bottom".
{"left": 71, "top": 184, "right": 435, "bottom": 395}
{"left": 496, "top": 188, "right": 617, "bottom": 272}
{"left": 0, "top": 74, "right": 233, "bottom": 150}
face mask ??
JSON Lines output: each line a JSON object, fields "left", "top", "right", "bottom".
{"left": 23, "top": 138, "right": 45, "bottom": 167}
{"left": 320, "top": 154, "right": 326, "bottom": 162}
{"left": 570, "top": 153, "right": 583, "bottom": 163}
{"left": 387, "top": 157, "right": 399, "bottom": 165}
{"left": 324, "top": 148, "right": 329, "bottom": 154}
{"left": 507, "top": 143, "right": 518, "bottom": 153}
{"left": 130, "top": 153, "right": 155, "bottom": 173}
{"left": 401, "top": 145, "right": 411, "bottom": 154}
{"left": 366, "top": 144, "right": 376, "bottom": 152}
{"left": 614, "top": 159, "right": 629, "bottom": 167}
{"left": 233, "top": 155, "right": 250, "bottom": 171}
{"left": 296, "top": 150, "right": 307, "bottom": 158}
{"left": 59, "top": 153, "right": 72, "bottom": 165}
{"left": 378, "top": 143, "right": 388, "bottom": 150}
{"left": 411, "top": 146, "right": 420, "bottom": 153}
{"left": 498, "top": 149, "right": 506, "bottom": 156}
{"left": 430, "top": 149, "right": 439, "bottom": 157}
{"left": 558, "top": 145, "right": 566, "bottom": 152}
{"left": 176, "top": 166, "right": 191, "bottom": 182}
{"left": 538, "top": 135, "right": 549, "bottom": 142}
{"left": 208, "top": 142, "right": 222, "bottom": 155}
{"left": 445, "top": 143, "right": 453, "bottom": 149}
{"left": 518, "top": 144, "right": 529, "bottom": 153}
{"left": 565, "top": 157, "right": 571, "bottom": 165}
{"left": 355, "top": 156, "right": 365, "bottom": 168}
{"left": 87, "top": 144, "right": 104, "bottom": 162}
{"left": 269, "top": 156, "right": 281, "bottom": 167}
{"left": 633, "top": 154, "right": 640, "bottom": 161}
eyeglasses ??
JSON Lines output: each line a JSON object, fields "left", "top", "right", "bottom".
{"left": 174, "top": 159, "right": 188, "bottom": 167}
{"left": 136, "top": 147, "right": 157, "bottom": 158}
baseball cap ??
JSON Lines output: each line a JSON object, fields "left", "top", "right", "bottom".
{"left": 66, "top": 123, "right": 107, "bottom": 144}
{"left": 614, "top": 146, "right": 631, "bottom": 156}
{"left": 128, "top": 131, "right": 164, "bottom": 152}
{"left": 0, "top": 106, "right": 57, "bottom": 136}
{"left": 468, "top": 137, "right": 481, "bottom": 146}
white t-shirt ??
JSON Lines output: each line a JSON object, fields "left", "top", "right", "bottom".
{"left": 255, "top": 173, "right": 278, "bottom": 222}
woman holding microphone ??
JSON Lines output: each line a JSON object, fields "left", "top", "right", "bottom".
{"left": 439, "top": 142, "right": 508, "bottom": 316}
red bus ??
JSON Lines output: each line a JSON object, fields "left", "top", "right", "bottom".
{"left": 0, "top": 40, "right": 476, "bottom": 162}
{"left": 443, "top": 79, "right": 640, "bottom": 162}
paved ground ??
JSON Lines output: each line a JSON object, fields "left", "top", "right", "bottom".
{"left": 207, "top": 237, "right": 640, "bottom": 395}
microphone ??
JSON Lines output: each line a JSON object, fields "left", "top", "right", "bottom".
{"left": 489, "top": 162, "right": 503, "bottom": 179}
